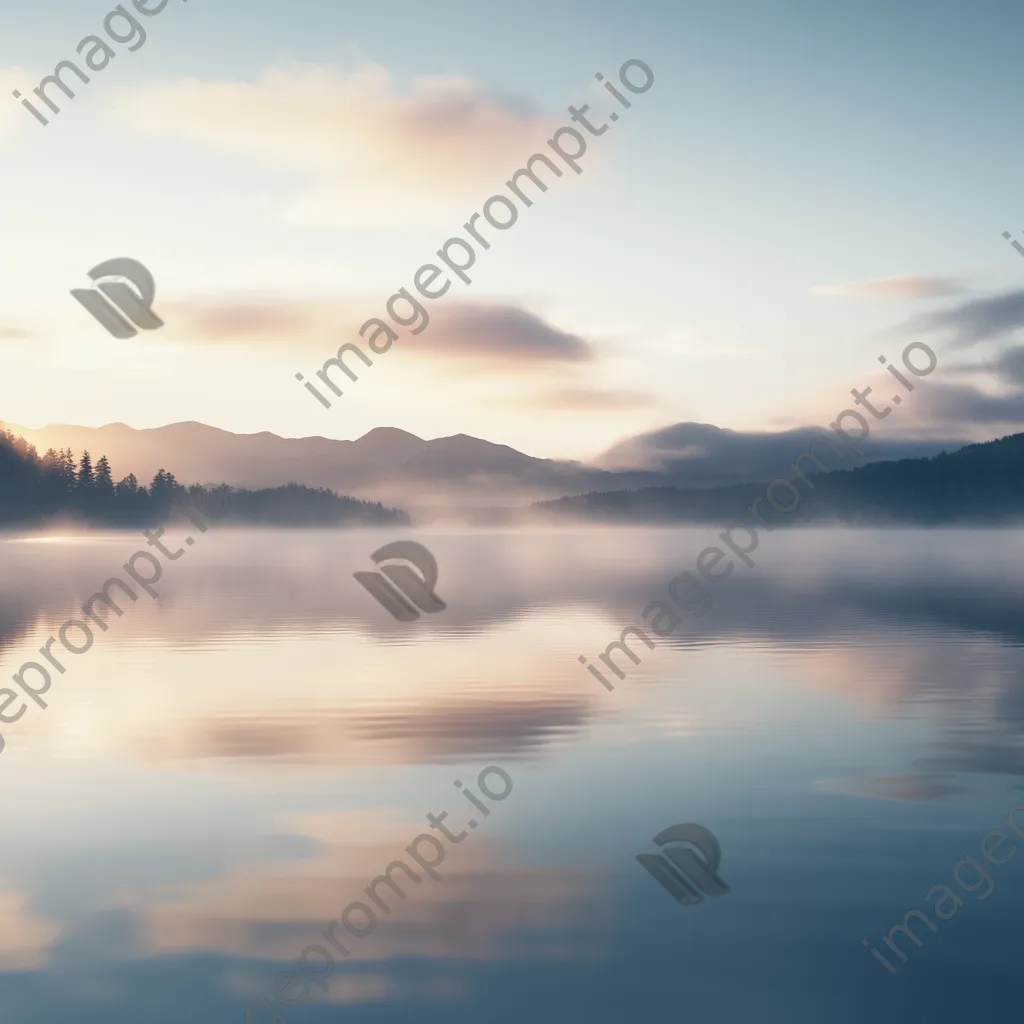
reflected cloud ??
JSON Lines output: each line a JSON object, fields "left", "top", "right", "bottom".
{"left": 0, "top": 888, "right": 62, "bottom": 969}
{"left": 815, "top": 773, "right": 967, "bottom": 802}
{"left": 5, "top": 527, "right": 1024, "bottom": 783}
{"left": 125, "top": 825, "right": 607, "bottom": 967}
{"left": 140, "top": 695, "right": 594, "bottom": 764}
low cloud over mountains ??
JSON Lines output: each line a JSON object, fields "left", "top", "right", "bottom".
{"left": 2, "top": 418, "right": 967, "bottom": 515}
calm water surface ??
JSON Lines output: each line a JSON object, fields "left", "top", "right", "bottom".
{"left": 0, "top": 526, "right": 1022, "bottom": 1023}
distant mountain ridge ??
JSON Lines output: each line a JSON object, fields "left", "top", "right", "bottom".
{"left": 0, "top": 427, "right": 407, "bottom": 528}
{"left": 532, "top": 432, "right": 1024, "bottom": 525}
{"left": 1, "top": 420, "right": 966, "bottom": 513}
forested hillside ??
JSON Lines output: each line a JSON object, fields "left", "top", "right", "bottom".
{"left": 533, "top": 433, "right": 1024, "bottom": 525}
{"left": 0, "top": 428, "right": 408, "bottom": 527}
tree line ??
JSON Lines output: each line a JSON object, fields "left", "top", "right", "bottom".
{"left": 532, "top": 432, "right": 1024, "bottom": 525}
{"left": 0, "top": 428, "right": 408, "bottom": 527}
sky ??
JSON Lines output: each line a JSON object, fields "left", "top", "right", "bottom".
{"left": 2, "top": 0, "right": 1024, "bottom": 461}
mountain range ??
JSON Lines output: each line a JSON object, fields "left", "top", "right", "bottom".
{"left": 533, "top": 432, "right": 1024, "bottom": 525}
{"left": 1, "top": 419, "right": 966, "bottom": 516}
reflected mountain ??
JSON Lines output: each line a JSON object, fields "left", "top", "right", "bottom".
{"left": 2, "top": 527, "right": 1024, "bottom": 1024}
{"left": 2, "top": 527, "right": 1024, "bottom": 779}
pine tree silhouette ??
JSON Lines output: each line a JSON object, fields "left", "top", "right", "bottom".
{"left": 0, "top": 428, "right": 408, "bottom": 527}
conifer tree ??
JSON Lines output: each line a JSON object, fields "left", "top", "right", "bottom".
{"left": 76, "top": 450, "right": 94, "bottom": 491}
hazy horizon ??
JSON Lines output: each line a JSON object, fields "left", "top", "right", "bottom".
{"left": 4, "top": 2, "right": 1024, "bottom": 1021}
{"left": 1, "top": 526, "right": 1024, "bottom": 1022}
{"left": 4, "top": 1, "right": 1024, "bottom": 462}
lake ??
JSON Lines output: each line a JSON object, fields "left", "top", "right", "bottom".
{"left": 0, "top": 525, "right": 1022, "bottom": 1023}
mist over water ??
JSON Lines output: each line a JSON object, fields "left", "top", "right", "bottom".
{"left": 0, "top": 526, "right": 1022, "bottom": 1022}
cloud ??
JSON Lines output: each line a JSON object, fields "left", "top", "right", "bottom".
{"left": 912, "top": 381, "right": 1024, "bottom": 426}
{"left": 990, "top": 345, "right": 1024, "bottom": 385}
{"left": 893, "top": 292, "right": 1024, "bottom": 429}
{"left": 110, "top": 63, "right": 559, "bottom": 226}
{"left": 173, "top": 303, "right": 311, "bottom": 339}
{"left": 812, "top": 275, "right": 964, "bottom": 299}
{"left": 894, "top": 296, "right": 1024, "bottom": 428}
{"left": 161, "top": 297, "right": 330, "bottom": 347}
{"left": 946, "top": 344, "right": 1024, "bottom": 385}
{"left": 163, "top": 297, "right": 595, "bottom": 368}
{"left": 510, "top": 387, "right": 659, "bottom": 410}
{"left": 904, "top": 289, "right": 1024, "bottom": 348}
{"left": 0, "top": 326, "right": 32, "bottom": 341}
{"left": 423, "top": 305, "right": 592, "bottom": 367}
{"left": 595, "top": 420, "right": 958, "bottom": 477}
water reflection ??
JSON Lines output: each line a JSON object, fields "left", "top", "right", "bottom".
{"left": 0, "top": 527, "right": 1023, "bottom": 1022}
